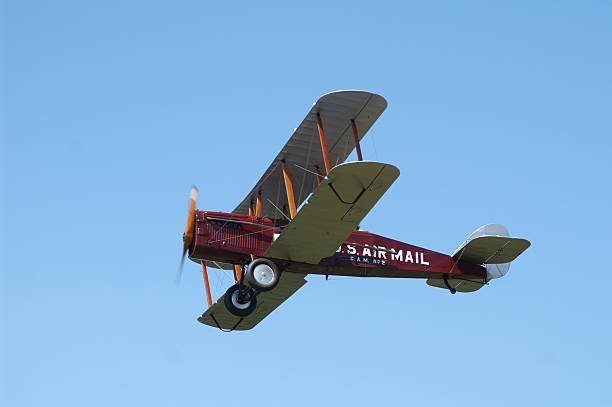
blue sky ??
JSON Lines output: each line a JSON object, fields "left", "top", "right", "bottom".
{"left": 2, "top": 1, "right": 611, "bottom": 406}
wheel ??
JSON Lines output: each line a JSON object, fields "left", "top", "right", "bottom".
{"left": 246, "top": 258, "right": 280, "bottom": 291}
{"left": 223, "top": 284, "right": 257, "bottom": 317}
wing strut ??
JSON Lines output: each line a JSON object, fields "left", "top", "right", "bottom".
{"left": 315, "top": 166, "right": 324, "bottom": 185}
{"left": 316, "top": 112, "right": 331, "bottom": 174}
{"left": 281, "top": 161, "right": 297, "bottom": 219}
{"left": 351, "top": 119, "right": 363, "bottom": 161}
{"left": 255, "top": 192, "right": 262, "bottom": 218}
{"left": 201, "top": 261, "right": 213, "bottom": 307}
{"left": 233, "top": 264, "right": 242, "bottom": 282}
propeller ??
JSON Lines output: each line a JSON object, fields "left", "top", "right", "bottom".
{"left": 177, "top": 185, "right": 198, "bottom": 285}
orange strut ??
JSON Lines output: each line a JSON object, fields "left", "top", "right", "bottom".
{"left": 248, "top": 201, "right": 254, "bottom": 217}
{"left": 256, "top": 192, "right": 262, "bottom": 218}
{"left": 281, "top": 161, "right": 297, "bottom": 219}
{"left": 201, "top": 261, "right": 212, "bottom": 307}
{"left": 315, "top": 166, "right": 324, "bottom": 185}
{"left": 233, "top": 264, "right": 242, "bottom": 282}
{"left": 316, "top": 113, "right": 331, "bottom": 174}
{"left": 351, "top": 120, "right": 363, "bottom": 161}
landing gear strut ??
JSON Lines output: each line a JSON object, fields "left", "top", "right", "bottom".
{"left": 223, "top": 258, "right": 281, "bottom": 317}
{"left": 443, "top": 274, "right": 457, "bottom": 294}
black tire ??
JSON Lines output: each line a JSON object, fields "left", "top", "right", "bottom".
{"left": 246, "top": 258, "right": 280, "bottom": 291}
{"left": 223, "top": 284, "right": 257, "bottom": 317}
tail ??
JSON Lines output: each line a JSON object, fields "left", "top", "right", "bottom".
{"left": 427, "top": 224, "right": 530, "bottom": 293}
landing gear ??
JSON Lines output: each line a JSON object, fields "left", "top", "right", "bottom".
{"left": 224, "top": 284, "right": 257, "bottom": 317}
{"left": 246, "top": 258, "right": 280, "bottom": 291}
{"left": 223, "top": 258, "right": 280, "bottom": 317}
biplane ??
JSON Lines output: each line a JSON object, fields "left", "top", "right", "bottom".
{"left": 178, "top": 91, "right": 530, "bottom": 331}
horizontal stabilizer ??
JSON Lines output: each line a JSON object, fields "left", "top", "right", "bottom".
{"left": 453, "top": 223, "right": 530, "bottom": 280}
{"left": 426, "top": 277, "right": 486, "bottom": 293}
{"left": 198, "top": 272, "right": 307, "bottom": 331}
{"left": 265, "top": 161, "right": 399, "bottom": 264}
{"left": 453, "top": 235, "right": 531, "bottom": 265}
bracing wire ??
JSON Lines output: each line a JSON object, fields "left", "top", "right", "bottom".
{"left": 296, "top": 129, "right": 315, "bottom": 210}
{"left": 266, "top": 198, "right": 291, "bottom": 222}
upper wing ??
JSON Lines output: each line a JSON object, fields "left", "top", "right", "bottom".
{"left": 197, "top": 272, "right": 307, "bottom": 331}
{"left": 265, "top": 161, "right": 399, "bottom": 264}
{"left": 233, "top": 91, "right": 387, "bottom": 219}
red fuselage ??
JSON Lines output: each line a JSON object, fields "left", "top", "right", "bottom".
{"left": 189, "top": 211, "right": 485, "bottom": 280}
